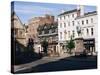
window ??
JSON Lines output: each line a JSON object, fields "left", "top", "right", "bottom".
{"left": 91, "top": 18, "right": 93, "bottom": 23}
{"left": 82, "top": 29, "right": 84, "bottom": 35}
{"left": 60, "top": 23, "right": 62, "bottom": 28}
{"left": 44, "top": 26, "right": 47, "bottom": 29}
{"left": 64, "top": 30, "right": 67, "bottom": 40}
{"left": 72, "top": 14, "right": 74, "bottom": 18}
{"left": 64, "top": 23, "right": 66, "bottom": 27}
{"left": 60, "top": 32, "right": 62, "bottom": 39}
{"left": 72, "top": 30, "right": 75, "bottom": 38}
{"left": 86, "top": 19, "right": 88, "bottom": 24}
{"left": 64, "top": 16, "right": 66, "bottom": 19}
{"left": 68, "top": 21, "right": 70, "bottom": 26}
{"left": 49, "top": 30, "right": 52, "bottom": 34}
{"left": 72, "top": 21, "right": 74, "bottom": 26}
{"left": 87, "top": 28, "right": 89, "bottom": 35}
{"left": 82, "top": 20, "right": 84, "bottom": 25}
{"left": 77, "top": 21, "right": 80, "bottom": 25}
{"left": 52, "top": 29, "right": 55, "bottom": 33}
{"left": 42, "top": 31, "right": 44, "bottom": 34}
{"left": 68, "top": 31, "right": 70, "bottom": 38}
{"left": 68, "top": 15, "right": 70, "bottom": 18}
{"left": 91, "top": 28, "right": 94, "bottom": 35}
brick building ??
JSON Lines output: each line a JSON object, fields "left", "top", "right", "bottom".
{"left": 37, "top": 22, "right": 58, "bottom": 54}
{"left": 27, "top": 14, "right": 54, "bottom": 42}
{"left": 26, "top": 14, "right": 55, "bottom": 53}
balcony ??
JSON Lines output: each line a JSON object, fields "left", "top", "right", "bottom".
{"left": 38, "top": 33, "right": 58, "bottom": 37}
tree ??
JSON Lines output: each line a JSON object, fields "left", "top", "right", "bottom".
{"left": 27, "top": 38, "right": 34, "bottom": 53}
{"left": 66, "top": 36, "right": 75, "bottom": 54}
{"left": 41, "top": 39, "right": 48, "bottom": 55}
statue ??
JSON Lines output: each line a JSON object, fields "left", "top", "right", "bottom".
{"left": 76, "top": 25, "right": 82, "bottom": 38}
{"left": 75, "top": 25, "right": 84, "bottom": 55}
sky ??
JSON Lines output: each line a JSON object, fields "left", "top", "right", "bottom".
{"left": 11, "top": 1, "right": 97, "bottom": 24}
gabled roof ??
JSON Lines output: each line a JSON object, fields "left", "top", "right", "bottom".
{"left": 11, "top": 12, "right": 24, "bottom": 29}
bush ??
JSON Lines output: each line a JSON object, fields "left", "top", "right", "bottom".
{"left": 66, "top": 36, "right": 75, "bottom": 54}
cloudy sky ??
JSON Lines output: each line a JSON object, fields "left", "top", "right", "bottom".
{"left": 11, "top": 1, "right": 97, "bottom": 24}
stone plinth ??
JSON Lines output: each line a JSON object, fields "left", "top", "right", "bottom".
{"left": 75, "top": 38, "right": 84, "bottom": 55}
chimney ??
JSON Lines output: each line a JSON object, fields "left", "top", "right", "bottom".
{"left": 77, "top": 5, "right": 84, "bottom": 16}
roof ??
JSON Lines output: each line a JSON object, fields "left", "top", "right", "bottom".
{"left": 85, "top": 11, "right": 97, "bottom": 15}
{"left": 58, "top": 9, "right": 78, "bottom": 16}
{"left": 11, "top": 12, "right": 24, "bottom": 29}
{"left": 76, "top": 11, "right": 97, "bottom": 19}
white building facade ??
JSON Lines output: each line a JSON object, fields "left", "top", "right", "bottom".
{"left": 58, "top": 9, "right": 78, "bottom": 42}
{"left": 58, "top": 6, "right": 98, "bottom": 53}
{"left": 76, "top": 11, "right": 98, "bottom": 53}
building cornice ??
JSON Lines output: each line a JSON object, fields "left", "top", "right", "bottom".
{"left": 75, "top": 11, "right": 97, "bottom": 19}
{"left": 58, "top": 9, "right": 78, "bottom": 16}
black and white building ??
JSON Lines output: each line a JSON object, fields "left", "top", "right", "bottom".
{"left": 37, "top": 23, "right": 58, "bottom": 53}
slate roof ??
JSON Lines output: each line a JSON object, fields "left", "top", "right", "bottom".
{"left": 76, "top": 11, "right": 97, "bottom": 19}
{"left": 58, "top": 9, "right": 78, "bottom": 16}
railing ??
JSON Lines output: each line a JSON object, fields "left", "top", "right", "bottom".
{"left": 38, "top": 33, "right": 58, "bottom": 37}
